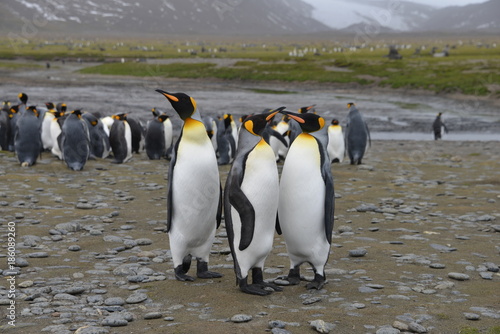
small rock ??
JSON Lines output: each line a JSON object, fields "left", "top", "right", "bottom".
{"left": 269, "top": 320, "right": 286, "bottom": 329}
{"left": 74, "top": 326, "right": 110, "bottom": 334}
{"left": 101, "top": 315, "right": 128, "bottom": 327}
{"left": 448, "top": 272, "right": 470, "bottom": 281}
{"left": 429, "top": 263, "right": 446, "bottom": 269}
{"left": 18, "top": 280, "right": 34, "bottom": 288}
{"left": 272, "top": 329, "right": 292, "bottom": 334}
{"left": 144, "top": 312, "right": 163, "bottom": 319}
{"left": 27, "top": 252, "right": 49, "bottom": 258}
{"left": 230, "top": 314, "right": 253, "bottom": 323}
{"left": 376, "top": 327, "right": 401, "bottom": 334}
{"left": 303, "top": 296, "right": 322, "bottom": 305}
{"left": 135, "top": 238, "right": 153, "bottom": 245}
{"left": 126, "top": 293, "right": 148, "bottom": 304}
{"left": 68, "top": 245, "right": 81, "bottom": 251}
{"left": 408, "top": 322, "right": 428, "bottom": 333}
{"left": 349, "top": 249, "right": 367, "bottom": 257}
{"left": 309, "top": 319, "right": 335, "bottom": 333}
{"left": 392, "top": 321, "right": 409, "bottom": 331}
{"left": 464, "top": 313, "right": 480, "bottom": 320}
{"left": 104, "top": 297, "right": 125, "bottom": 306}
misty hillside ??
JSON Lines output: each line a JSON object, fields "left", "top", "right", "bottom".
{"left": 1, "top": 0, "right": 498, "bottom": 36}
{"left": 0, "top": 0, "right": 330, "bottom": 36}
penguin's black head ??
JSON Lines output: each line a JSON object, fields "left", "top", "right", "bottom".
{"left": 56, "top": 103, "right": 67, "bottom": 113}
{"left": 45, "top": 102, "right": 55, "bottom": 110}
{"left": 9, "top": 105, "right": 19, "bottom": 117}
{"left": 156, "top": 90, "right": 196, "bottom": 121}
{"left": 18, "top": 93, "right": 28, "bottom": 105}
{"left": 71, "top": 110, "right": 83, "bottom": 118}
{"left": 158, "top": 114, "right": 169, "bottom": 123}
{"left": 2, "top": 101, "right": 11, "bottom": 110}
{"left": 27, "top": 106, "right": 38, "bottom": 117}
{"left": 112, "top": 113, "right": 127, "bottom": 121}
{"left": 223, "top": 113, "right": 233, "bottom": 129}
{"left": 347, "top": 102, "right": 356, "bottom": 109}
{"left": 331, "top": 119, "right": 339, "bottom": 125}
{"left": 244, "top": 107, "right": 284, "bottom": 137}
{"left": 280, "top": 110, "right": 324, "bottom": 133}
{"left": 299, "top": 104, "right": 315, "bottom": 114}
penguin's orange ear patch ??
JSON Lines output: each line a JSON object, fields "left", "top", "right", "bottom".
{"left": 288, "top": 114, "right": 305, "bottom": 124}
{"left": 161, "top": 92, "right": 179, "bottom": 102}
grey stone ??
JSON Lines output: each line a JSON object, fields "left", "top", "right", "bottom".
{"left": 144, "top": 312, "right": 163, "bottom": 319}
{"left": 126, "top": 293, "right": 148, "bottom": 304}
{"left": 23, "top": 235, "right": 41, "bottom": 247}
{"left": 429, "top": 263, "right": 446, "bottom": 269}
{"left": 135, "top": 238, "right": 153, "bottom": 245}
{"left": 269, "top": 320, "right": 286, "bottom": 329}
{"left": 303, "top": 296, "right": 322, "bottom": 305}
{"left": 68, "top": 245, "right": 81, "bottom": 251}
{"left": 448, "top": 272, "right": 470, "bottom": 281}
{"left": 27, "top": 252, "right": 49, "bottom": 258}
{"left": 376, "top": 327, "right": 401, "bottom": 334}
{"left": 464, "top": 313, "right": 480, "bottom": 320}
{"left": 349, "top": 249, "right": 367, "bottom": 257}
{"left": 309, "top": 319, "right": 335, "bottom": 333}
{"left": 74, "top": 326, "right": 110, "bottom": 334}
{"left": 355, "top": 204, "right": 378, "bottom": 212}
{"left": 104, "top": 297, "right": 125, "bottom": 306}
{"left": 430, "top": 244, "right": 457, "bottom": 252}
{"left": 15, "top": 257, "right": 29, "bottom": 267}
{"left": 101, "top": 315, "right": 128, "bottom": 327}
{"left": 408, "top": 322, "right": 428, "bottom": 333}
{"left": 230, "top": 314, "right": 253, "bottom": 323}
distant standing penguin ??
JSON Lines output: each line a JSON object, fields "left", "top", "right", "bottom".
{"left": 60, "top": 110, "right": 90, "bottom": 171}
{"left": 277, "top": 110, "right": 334, "bottom": 290}
{"left": 327, "top": 119, "right": 345, "bottom": 163}
{"left": 156, "top": 89, "right": 223, "bottom": 281}
{"left": 345, "top": 103, "right": 370, "bottom": 165}
{"left": 50, "top": 109, "right": 66, "bottom": 160}
{"left": 109, "top": 113, "right": 132, "bottom": 164}
{"left": 145, "top": 114, "right": 169, "bottom": 160}
{"left": 126, "top": 116, "right": 144, "bottom": 153}
{"left": 82, "top": 112, "right": 111, "bottom": 159}
{"left": 432, "top": 112, "right": 448, "bottom": 140}
{"left": 8, "top": 105, "right": 20, "bottom": 152}
{"left": 14, "top": 106, "right": 42, "bottom": 167}
{"left": 0, "top": 101, "right": 11, "bottom": 151}
{"left": 224, "top": 108, "right": 284, "bottom": 295}
{"left": 41, "top": 102, "right": 56, "bottom": 150}
{"left": 215, "top": 115, "right": 236, "bottom": 165}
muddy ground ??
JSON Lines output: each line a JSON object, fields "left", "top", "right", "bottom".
{"left": 0, "top": 61, "right": 499, "bottom": 334}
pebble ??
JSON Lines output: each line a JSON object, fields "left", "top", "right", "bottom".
{"left": 349, "top": 249, "right": 367, "bottom": 257}
{"left": 74, "top": 326, "right": 110, "bottom": 334}
{"left": 464, "top": 313, "right": 481, "bottom": 320}
{"left": 101, "top": 314, "right": 128, "bottom": 327}
{"left": 27, "top": 252, "right": 49, "bottom": 258}
{"left": 448, "top": 272, "right": 470, "bottom": 281}
{"left": 269, "top": 320, "right": 286, "bottom": 329}
{"left": 126, "top": 293, "right": 148, "bottom": 304}
{"left": 309, "top": 319, "right": 335, "bottom": 333}
{"left": 429, "top": 263, "right": 446, "bottom": 269}
{"left": 408, "top": 322, "right": 428, "bottom": 333}
{"left": 144, "top": 312, "right": 163, "bottom": 319}
{"left": 68, "top": 245, "right": 81, "bottom": 251}
{"left": 271, "top": 329, "right": 292, "bottom": 334}
{"left": 104, "top": 297, "right": 125, "bottom": 306}
{"left": 376, "top": 327, "right": 401, "bottom": 334}
{"left": 230, "top": 314, "right": 253, "bottom": 323}
{"left": 303, "top": 297, "right": 322, "bottom": 305}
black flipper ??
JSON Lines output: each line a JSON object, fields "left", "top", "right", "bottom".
{"left": 227, "top": 170, "right": 255, "bottom": 251}
{"left": 166, "top": 130, "right": 182, "bottom": 232}
{"left": 216, "top": 183, "right": 222, "bottom": 229}
{"left": 275, "top": 215, "right": 282, "bottom": 235}
{"left": 315, "top": 137, "right": 335, "bottom": 244}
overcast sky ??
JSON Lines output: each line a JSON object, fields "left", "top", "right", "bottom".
{"left": 303, "top": 0, "right": 488, "bottom": 8}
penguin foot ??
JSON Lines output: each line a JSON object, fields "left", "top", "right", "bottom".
{"left": 196, "top": 261, "right": 223, "bottom": 279}
{"left": 239, "top": 278, "right": 271, "bottom": 296}
{"left": 174, "top": 265, "right": 194, "bottom": 282}
{"left": 306, "top": 273, "right": 326, "bottom": 290}
{"left": 257, "top": 281, "right": 283, "bottom": 292}
{"left": 286, "top": 268, "right": 301, "bottom": 285}
{"left": 250, "top": 268, "right": 282, "bottom": 292}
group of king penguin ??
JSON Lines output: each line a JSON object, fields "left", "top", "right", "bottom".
{"left": 155, "top": 89, "right": 371, "bottom": 296}
{"left": 1, "top": 90, "right": 371, "bottom": 295}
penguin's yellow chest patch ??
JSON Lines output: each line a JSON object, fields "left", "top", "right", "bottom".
{"left": 182, "top": 118, "right": 209, "bottom": 142}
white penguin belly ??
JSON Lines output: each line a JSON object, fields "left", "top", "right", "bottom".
{"left": 327, "top": 126, "right": 345, "bottom": 162}
{"left": 170, "top": 133, "right": 220, "bottom": 259}
{"left": 232, "top": 141, "right": 279, "bottom": 273}
{"left": 279, "top": 135, "right": 329, "bottom": 266}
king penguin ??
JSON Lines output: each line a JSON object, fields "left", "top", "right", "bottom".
{"left": 60, "top": 110, "right": 90, "bottom": 171}
{"left": 41, "top": 102, "right": 56, "bottom": 151}
{"left": 50, "top": 108, "right": 66, "bottom": 160}
{"left": 14, "top": 106, "right": 42, "bottom": 167}
{"left": 145, "top": 113, "right": 169, "bottom": 160}
{"left": 0, "top": 101, "right": 11, "bottom": 151}
{"left": 327, "top": 119, "right": 345, "bottom": 163}
{"left": 109, "top": 113, "right": 132, "bottom": 164}
{"left": 345, "top": 103, "right": 370, "bottom": 165}
{"left": 277, "top": 110, "right": 334, "bottom": 290}
{"left": 156, "top": 89, "right": 223, "bottom": 281}
{"left": 82, "top": 112, "right": 110, "bottom": 159}
{"left": 224, "top": 108, "right": 284, "bottom": 295}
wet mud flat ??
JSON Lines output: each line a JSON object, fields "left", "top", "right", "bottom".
{"left": 0, "top": 139, "right": 499, "bottom": 334}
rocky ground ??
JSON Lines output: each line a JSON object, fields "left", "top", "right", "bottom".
{"left": 0, "top": 62, "right": 499, "bottom": 334}
{"left": 0, "top": 139, "right": 499, "bottom": 334}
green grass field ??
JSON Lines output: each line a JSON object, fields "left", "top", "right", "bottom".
{"left": 2, "top": 36, "right": 499, "bottom": 96}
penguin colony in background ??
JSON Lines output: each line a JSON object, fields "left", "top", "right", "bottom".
{"left": 1, "top": 91, "right": 373, "bottom": 295}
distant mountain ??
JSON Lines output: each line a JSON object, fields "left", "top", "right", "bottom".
{"left": 305, "top": 0, "right": 499, "bottom": 33}
{"left": 421, "top": 0, "right": 500, "bottom": 32}
{"left": 0, "top": 0, "right": 330, "bottom": 36}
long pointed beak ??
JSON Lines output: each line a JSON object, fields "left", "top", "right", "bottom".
{"left": 279, "top": 110, "right": 305, "bottom": 124}
{"left": 266, "top": 106, "right": 286, "bottom": 121}
{"left": 156, "top": 89, "right": 179, "bottom": 102}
